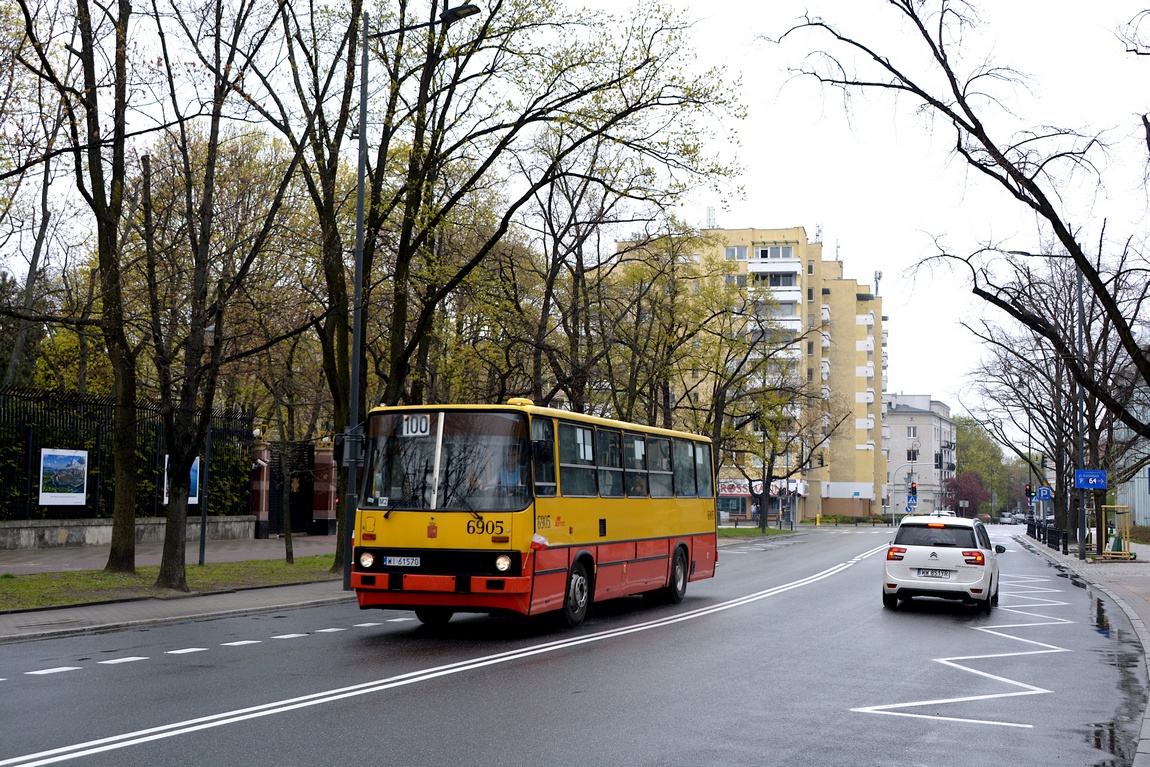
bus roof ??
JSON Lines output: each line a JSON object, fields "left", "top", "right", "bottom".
{"left": 365, "top": 399, "right": 712, "bottom": 444}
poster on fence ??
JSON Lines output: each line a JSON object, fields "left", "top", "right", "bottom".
{"left": 39, "top": 449, "right": 89, "bottom": 506}
{"left": 163, "top": 455, "right": 201, "bottom": 505}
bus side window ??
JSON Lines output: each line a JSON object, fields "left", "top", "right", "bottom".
{"left": 558, "top": 422, "right": 597, "bottom": 496}
{"left": 531, "top": 418, "right": 557, "bottom": 497}
{"left": 695, "top": 442, "right": 714, "bottom": 498}
{"left": 597, "top": 429, "right": 624, "bottom": 498}
{"left": 624, "top": 432, "right": 648, "bottom": 497}
{"left": 648, "top": 437, "right": 673, "bottom": 498}
{"left": 673, "top": 438, "right": 697, "bottom": 497}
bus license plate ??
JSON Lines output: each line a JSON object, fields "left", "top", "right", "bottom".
{"left": 917, "top": 568, "right": 950, "bottom": 579}
{"left": 384, "top": 556, "right": 420, "bottom": 567}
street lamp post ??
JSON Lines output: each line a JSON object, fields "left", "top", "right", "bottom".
{"left": 343, "top": 3, "right": 480, "bottom": 590}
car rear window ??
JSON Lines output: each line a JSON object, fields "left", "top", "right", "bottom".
{"left": 895, "top": 524, "right": 977, "bottom": 548}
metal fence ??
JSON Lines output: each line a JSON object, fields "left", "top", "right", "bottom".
{"left": 0, "top": 386, "right": 254, "bottom": 521}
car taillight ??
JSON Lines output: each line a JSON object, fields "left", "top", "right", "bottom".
{"left": 887, "top": 546, "right": 906, "bottom": 561}
{"left": 963, "top": 550, "right": 985, "bottom": 566}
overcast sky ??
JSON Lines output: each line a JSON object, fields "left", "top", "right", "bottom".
{"left": 638, "top": 0, "right": 1147, "bottom": 416}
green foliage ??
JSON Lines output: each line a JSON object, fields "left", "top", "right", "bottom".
{"left": 0, "top": 388, "right": 252, "bottom": 521}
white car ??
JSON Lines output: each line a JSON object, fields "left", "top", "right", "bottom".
{"left": 882, "top": 515, "right": 1005, "bottom": 612}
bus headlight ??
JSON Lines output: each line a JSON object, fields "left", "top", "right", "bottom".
{"left": 359, "top": 552, "right": 375, "bottom": 568}
{"left": 495, "top": 555, "right": 512, "bottom": 572}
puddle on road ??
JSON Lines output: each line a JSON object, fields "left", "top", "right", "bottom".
{"left": 1019, "top": 538, "right": 1147, "bottom": 766}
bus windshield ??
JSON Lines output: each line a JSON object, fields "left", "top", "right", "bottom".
{"left": 362, "top": 411, "right": 530, "bottom": 512}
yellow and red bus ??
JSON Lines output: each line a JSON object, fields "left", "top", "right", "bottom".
{"left": 351, "top": 398, "right": 717, "bottom": 626}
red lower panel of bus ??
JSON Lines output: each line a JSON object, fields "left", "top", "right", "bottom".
{"left": 354, "top": 533, "right": 716, "bottom": 617}
{"left": 354, "top": 572, "right": 532, "bottom": 615}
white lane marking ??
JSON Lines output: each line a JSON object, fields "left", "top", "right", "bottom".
{"left": 353, "top": 622, "right": 382, "bottom": 627}
{"left": 221, "top": 641, "right": 261, "bottom": 646}
{"left": 0, "top": 543, "right": 889, "bottom": 767}
{"left": 165, "top": 648, "right": 208, "bottom": 655}
{"left": 852, "top": 574, "right": 1072, "bottom": 728}
{"left": 24, "top": 667, "right": 81, "bottom": 676}
{"left": 271, "top": 634, "right": 308, "bottom": 640}
{"left": 386, "top": 618, "right": 415, "bottom": 623}
{"left": 315, "top": 628, "right": 346, "bottom": 633}
{"left": 97, "top": 657, "right": 148, "bottom": 665}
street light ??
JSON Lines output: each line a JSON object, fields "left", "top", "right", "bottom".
{"left": 343, "top": 3, "right": 480, "bottom": 590}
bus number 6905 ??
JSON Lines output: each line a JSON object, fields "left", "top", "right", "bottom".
{"left": 467, "top": 519, "right": 504, "bottom": 535}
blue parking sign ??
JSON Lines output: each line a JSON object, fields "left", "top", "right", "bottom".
{"left": 1036, "top": 485, "right": 1052, "bottom": 501}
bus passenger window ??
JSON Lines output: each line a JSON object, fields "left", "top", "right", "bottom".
{"left": 648, "top": 437, "right": 673, "bottom": 498}
{"left": 624, "top": 432, "right": 648, "bottom": 497}
{"left": 532, "top": 418, "right": 557, "bottom": 497}
{"left": 558, "top": 422, "right": 597, "bottom": 496}
{"left": 597, "top": 429, "right": 624, "bottom": 498}
{"left": 673, "top": 439, "right": 697, "bottom": 497}
{"left": 695, "top": 442, "right": 714, "bottom": 498}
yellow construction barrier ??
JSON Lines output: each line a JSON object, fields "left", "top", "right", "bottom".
{"left": 1100, "top": 505, "right": 1134, "bottom": 561}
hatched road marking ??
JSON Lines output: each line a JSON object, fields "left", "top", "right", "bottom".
{"left": 851, "top": 574, "right": 1071, "bottom": 728}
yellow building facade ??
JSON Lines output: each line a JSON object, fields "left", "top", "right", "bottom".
{"left": 700, "top": 226, "right": 887, "bottom": 519}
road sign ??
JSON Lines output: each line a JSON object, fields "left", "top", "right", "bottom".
{"left": 1075, "top": 469, "right": 1108, "bottom": 490}
{"left": 1036, "top": 486, "right": 1053, "bottom": 501}
{"left": 905, "top": 504, "right": 913, "bottom": 513}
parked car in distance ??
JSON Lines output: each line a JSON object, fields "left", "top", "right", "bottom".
{"left": 882, "top": 515, "right": 1006, "bottom": 613}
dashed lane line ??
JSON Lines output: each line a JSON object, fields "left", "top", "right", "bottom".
{"left": 0, "top": 543, "right": 891, "bottom": 767}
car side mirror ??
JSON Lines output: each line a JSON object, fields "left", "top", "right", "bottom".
{"left": 995, "top": 544, "right": 1006, "bottom": 554}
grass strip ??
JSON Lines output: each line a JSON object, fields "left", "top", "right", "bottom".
{"left": 0, "top": 555, "right": 339, "bottom": 612}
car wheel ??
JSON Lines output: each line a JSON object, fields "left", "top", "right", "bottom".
{"left": 882, "top": 591, "right": 898, "bottom": 609}
{"left": 561, "top": 560, "right": 592, "bottom": 627}
{"left": 660, "top": 547, "right": 689, "bottom": 604}
{"left": 980, "top": 592, "right": 993, "bottom": 614}
{"left": 415, "top": 607, "right": 454, "bottom": 626}
{"left": 991, "top": 581, "right": 1000, "bottom": 607}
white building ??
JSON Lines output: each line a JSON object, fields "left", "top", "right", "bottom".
{"left": 883, "top": 393, "right": 957, "bottom": 515}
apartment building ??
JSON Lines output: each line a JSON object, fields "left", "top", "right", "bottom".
{"left": 701, "top": 226, "right": 886, "bottom": 520}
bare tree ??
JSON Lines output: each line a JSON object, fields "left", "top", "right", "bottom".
{"left": 779, "top": 0, "right": 1150, "bottom": 446}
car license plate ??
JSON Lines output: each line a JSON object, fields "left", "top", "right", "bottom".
{"left": 917, "top": 568, "right": 951, "bottom": 579}
{"left": 383, "top": 556, "right": 420, "bottom": 567}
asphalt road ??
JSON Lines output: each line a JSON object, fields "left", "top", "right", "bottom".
{"left": 1, "top": 526, "right": 1143, "bottom": 766}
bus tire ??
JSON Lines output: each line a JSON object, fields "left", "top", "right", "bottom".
{"left": 661, "top": 546, "right": 688, "bottom": 604}
{"left": 562, "top": 560, "right": 592, "bottom": 627}
{"left": 415, "top": 607, "right": 454, "bottom": 626}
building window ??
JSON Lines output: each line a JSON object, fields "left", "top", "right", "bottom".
{"left": 808, "top": 261, "right": 814, "bottom": 275}
{"left": 724, "top": 274, "right": 747, "bottom": 288}
{"left": 807, "top": 287, "right": 814, "bottom": 302}
{"left": 754, "top": 246, "right": 791, "bottom": 261}
{"left": 725, "top": 246, "right": 747, "bottom": 261}
{"left": 807, "top": 341, "right": 814, "bottom": 356}
{"left": 807, "top": 368, "right": 814, "bottom": 382}
{"left": 906, "top": 426, "right": 918, "bottom": 438}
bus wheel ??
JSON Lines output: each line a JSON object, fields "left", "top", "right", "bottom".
{"left": 662, "top": 547, "right": 688, "bottom": 604}
{"left": 415, "top": 607, "right": 454, "bottom": 626}
{"left": 562, "top": 560, "right": 591, "bottom": 627}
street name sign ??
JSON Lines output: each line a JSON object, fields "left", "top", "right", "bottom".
{"left": 1074, "top": 469, "right": 1107, "bottom": 490}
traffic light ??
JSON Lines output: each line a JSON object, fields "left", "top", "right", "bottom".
{"left": 909, "top": 482, "right": 917, "bottom": 498}
{"left": 1025, "top": 483, "right": 1034, "bottom": 499}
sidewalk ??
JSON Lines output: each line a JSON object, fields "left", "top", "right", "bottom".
{"left": 0, "top": 536, "right": 353, "bottom": 643}
{"left": 1015, "top": 533, "right": 1150, "bottom": 767}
